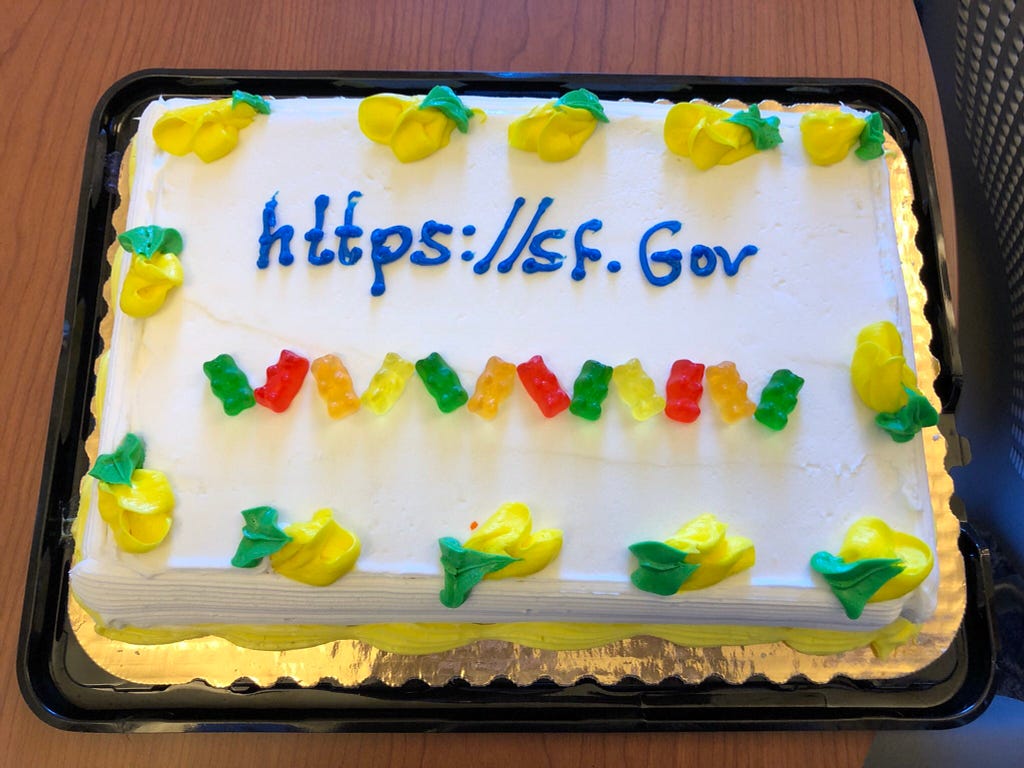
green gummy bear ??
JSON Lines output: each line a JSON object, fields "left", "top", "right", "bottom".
{"left": 415, "top": 352, "right": 468, "bottom": 413}
{"left": 754, "top": 368, "right": 805, "bottom": 431}
{"left": 569, "top": 359, "right": 613, "bottom": 421}
{"left": 203, "top": 353, "right": 256, "bottom": 416}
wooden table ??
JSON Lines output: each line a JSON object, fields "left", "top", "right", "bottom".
{"left": 0, "top": 2, "right": 953, "bottom": 765}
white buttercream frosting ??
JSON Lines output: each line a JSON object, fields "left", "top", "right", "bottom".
{"left": 71, "top": 94, "right": 937, "bottom": 635}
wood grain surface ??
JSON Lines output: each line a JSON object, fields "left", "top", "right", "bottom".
{"left": 0, "top": 1, "right": 952, "bottom": 765}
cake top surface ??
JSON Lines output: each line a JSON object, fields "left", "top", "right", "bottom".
{"left": 73, "top": 91, "right": 940, "bottom": 637}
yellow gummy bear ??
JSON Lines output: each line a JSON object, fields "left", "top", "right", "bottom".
{"left": 850, "top": 321, "right": 918, "bottom": 414}
{"left": 97, "top": 469, "right": 174, "bottom": 553}
{"left": 612, "top": 358, "right": 666, "bottom": 421}
{"left": 361, "top": 352, "right": 415, "bottom": 415}
{"left": 508, "top": 103, "right": 598, "bottom": 162}
{"left": 664, "top": 513, "right": 755, "bottom": 591}
{"left": 152, "top": 97, "right": 266, "bottom": 163}
{"left": 799, "top": 111, "right": 866, "bottom": 166}
{"left": 269, "top": 508, "right": 361, "bottom": 586}
{"left": 119, "top": 251, "right": 184, "bottom": 318}
{"left": 838, "top": 517, "right": 933, "bottom": 602}
{"left": 463, "top": 502, "right": 563, "bottom": 579}
{"left": 663, "top": 103, "right": 757, "bottom": 170}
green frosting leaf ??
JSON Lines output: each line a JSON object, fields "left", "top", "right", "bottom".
{"left": 231, "top": 506, "right": 292, "bottom": 568}
{"left": 419, "top": 85, "right": 476, "bottom": 133}
{"left": 88, "top": 433, "right": 146, "bottom": 486}
{"left": 231, "top": 90, "right": 271, "bottom": 115}
{"left": 117, "top": 225, "right": 183, "bottom": 260}
{"left": 810, "top": 551, "right": 905, "bottom": 619}
{"left": 724, "top": 104, "right": 783, "bottom": 150}
{"left": 438, "top": 537, "right": 519, "bottom": 608}
{"left": 855, "top": 111, "right": 885, "bottom": 160}
{"left": 875, "top": 386, "right": 939, "bottom": 442}
{"left": 555, "top": 88, "right": 609, "bottom": 123}
{"left": 628, "top": 540, "right": 700, "bottom": 596}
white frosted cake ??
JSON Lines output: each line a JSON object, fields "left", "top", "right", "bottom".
{"left": 70, "top": 88, "right": 947, "bottom": 656}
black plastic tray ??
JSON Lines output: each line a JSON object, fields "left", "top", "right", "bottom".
{"left": 18, "top": 71, "right": 996, "bottom": 732}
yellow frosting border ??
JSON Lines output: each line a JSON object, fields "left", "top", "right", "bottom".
{"left": 78, "top": 603, "right": 918, "bottom": 658}
{"left": 69, "top": 98, "right": 964, "bottom": 688}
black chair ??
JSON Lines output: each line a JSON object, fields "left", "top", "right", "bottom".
{"left": 868, "top": 1, "right": 1024, "bottom": 760}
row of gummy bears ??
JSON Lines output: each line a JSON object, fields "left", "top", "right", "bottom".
{"left": 203, "top": 349, "right": 804, "bottom": 431}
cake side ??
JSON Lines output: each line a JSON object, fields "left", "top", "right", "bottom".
{"left": 70, "top": 93, "right": 942, "bottom": 653}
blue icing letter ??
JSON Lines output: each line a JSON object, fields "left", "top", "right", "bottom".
{"left": 721, "top": 244, "right": 758, "bottom": 276}
{"left": 571, "top": 218, "right": 603, "bottom": 281}
{"left": 370, "top": 225, "right": 413, "bottom": 296}
{"left": 257, "top": 192, "right": 295, "bottom": 269}
{"left": 690, "top": 244, "right": 716, "bottom": 277}
{"left": 410, "top": 220, "right": 453, "bottom": 265}
{"left": 474, "top": 197, "right": 525, "bottom": 275}
{"left": 305, "top": 194, "right": 335, "bottom": 266}
{"left": 638, "top": 220, "right": 683, "bottom": 287}
{"left": 334, "top": 191, "right": 364, "bottom": 266}
{"left": 523, "top": 228, "right": 567, "bottom": 273}
{"left": 497, "top": 197, "right": 554, "bottom": 274}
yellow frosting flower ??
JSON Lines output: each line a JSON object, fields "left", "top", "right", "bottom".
{"left": 663, "top": 514, "right": 755, "bottom": 590}
{"left": 838, "top": 517, "right": 933, "bottom": 602}
{"left": 119, "top": 251, "right": 184, "bottom": 317}
{"left": 463, "top": 502, "right": 562, "bottom": 579}
{"left": 508, "top": 89, "right": 607, "bottom": 162}
{"left": 97, "top": 469, "right": 174, "bottom": 553}
{"left": 799, "top": 111, "right": 866, "bottom": 166}
{"left": 269, "top": 508, "right": 361, "bottom": 586}
{"left": 152, "top": 91, "right": 270, "bottom": 163}
{"left": 664, "top": 103, "right": 758, "bottom": 170}
{"left": 358, "top": 86, "right": 483, "bottom": 163}
{"left": 850, "top": 321, "right": 918, "bottom": 413}
{"left": 117, "top": 225, "right": 184, "bottom": 318}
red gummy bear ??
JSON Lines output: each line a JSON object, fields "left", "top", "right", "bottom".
{"left": 517, "top": 355, "right": 570, "bottom": 418}
{"left": 665, "top": 359, "right": 705, "bottom": 423}
{"left": 254, "top": 349, "right": 310, "bottom": 413}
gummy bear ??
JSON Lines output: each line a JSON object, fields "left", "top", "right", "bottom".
{"left": 753, "top": 368, "right": 805, "bottom": 431}
{"left": 664, "top": 359, "right": 705, "bottom": 423}
{"left": 415, "top": 352, "right": 468, "bottom": 413}
{"left": 254, "top": 350, "right": 310, "bottom": 413}
{"left": 361, "top": 352, "right": 415, "bottom": 415}
{"left": 467, "top": 356, "right": 517, "bottom": 420}
{"left": 203, "top": 353, "right": 255, "bottom": 416}
{"left": 311, "top": 354, "right": 361, "bottom": 419}
{"left": 705, "top": 361, "right": 756, "bottom": 423}
{"left": 569, "top": 359, "right": 613, "bottom": 421}
{"left": 517, "top": 355, "right": 570, "bottom": 418}
{"left": 612, "top": 358, "right": 665, "bottom": 421}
